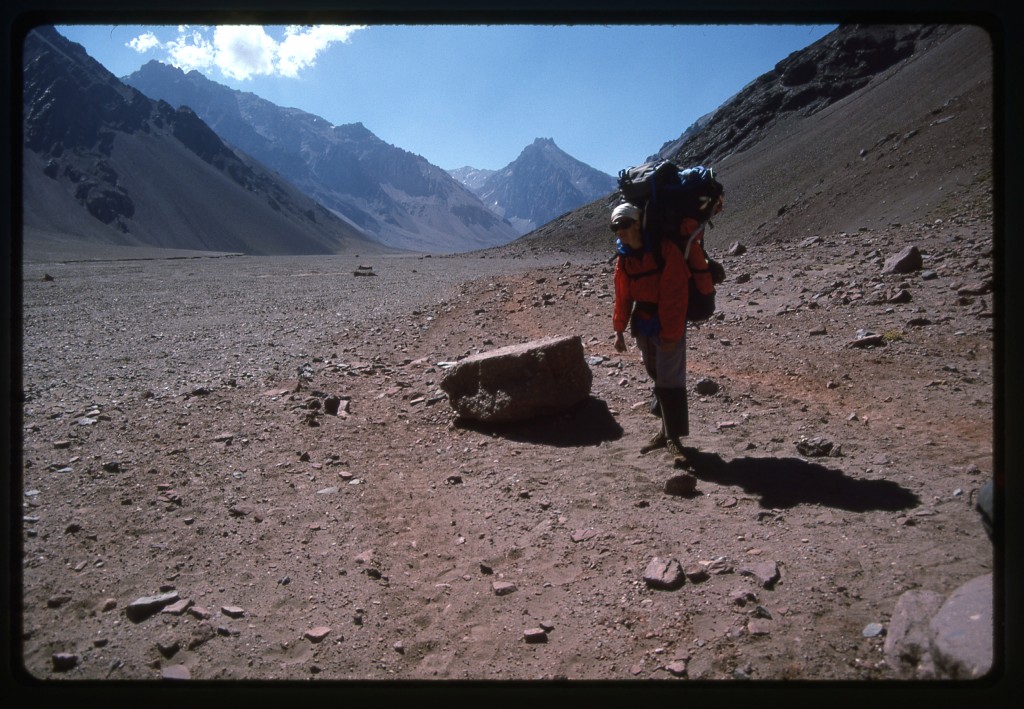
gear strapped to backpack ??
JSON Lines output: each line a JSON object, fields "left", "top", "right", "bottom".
{"left": 616, "top": 160, "right": 725, "bottom": 322}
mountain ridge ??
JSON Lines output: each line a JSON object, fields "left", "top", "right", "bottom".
{"left": 451, "top": 137, "right": 616, "bottom": 235}
{"left": 123, "top": 59, "right": 519, "bottom": 253}
{"left": 505, "top": 23, "right": 992, "bottom": 258}
{"left": 21, "top": 26, "right": 383, "bottom": 258}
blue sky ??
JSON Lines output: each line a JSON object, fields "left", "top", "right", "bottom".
{"left": 52, "top": 23, "right": 837, "bottom": 176}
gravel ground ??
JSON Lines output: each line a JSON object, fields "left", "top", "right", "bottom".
{"left": 16, "top": 212, "right": 996, "bottom": 691}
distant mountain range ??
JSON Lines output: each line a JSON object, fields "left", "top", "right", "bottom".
{"left": 122, "top": 60, "right": 520, "bottom": 253}
{"left": 22, "top": 26, "right": 381, "bottom": 257}
{"left": 448, "top": 138, "right": 616, "bottom": 235}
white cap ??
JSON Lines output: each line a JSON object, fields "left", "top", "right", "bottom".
{"left": 610, "top": 202, "right": 640, "bottom": 226}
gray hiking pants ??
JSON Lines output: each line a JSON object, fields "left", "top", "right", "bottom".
{"left": 634, "top": 332, "right": 687, "bottom": 389}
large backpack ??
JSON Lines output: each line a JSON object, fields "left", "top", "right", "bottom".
{"left": 616, "top": 160, "right": 725, "bottom": 322}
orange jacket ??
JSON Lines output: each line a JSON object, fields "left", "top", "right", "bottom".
{"left": 613, "top": 218, "right": 711, "bottom": 342}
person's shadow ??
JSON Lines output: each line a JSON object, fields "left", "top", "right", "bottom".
{"left": 454, "top": 396, "right": 624, "bottom": 447}
{"left": 686, "top": 449, "right": 920, "bottom": 512}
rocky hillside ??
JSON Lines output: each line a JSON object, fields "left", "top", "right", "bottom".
{"left": 507, "top": 24, "right": 993, "bottom": 258}
{"left": 21, "top": 26, "right": 381, "bottom": 259}
{"left": 451, "top": 138, "right": 617, "bottom": 235}
{"left": 123, "top": 60, "right": 520, "bottom": 254}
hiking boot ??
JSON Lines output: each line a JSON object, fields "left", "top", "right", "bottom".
{"left": 640, "top": 430, "right": 667, "bottom": 454}
{"left": 666, "top": 437, "right": 694, "bottom": 469}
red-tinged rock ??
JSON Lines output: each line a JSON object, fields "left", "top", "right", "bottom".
{"left": 188, "top": 606, "right": 212, "bottom": 620}
{"left": 161, "top": 598, "right": 192, "bottom": 615}
{"left": 739, "top": 561, "right": 781, "bottom": 589}
{"left": 305, "top": 626, "right": 331, "bottom": 643}
{"left": 221, "top": 605, "right": 245, "bottom": 618}
{"left": 643, "top": 557, "right": 685, "bottom": 591}
{"left": 492, "top": 581, "right": 518, "bottom": 596}
{"left": 571, "top": 528, "right": 597, "bottom": 543}
{"left": 523, "top": 628, "right": 547, "bottom": 643}
{"left": 665, "top": 660, "right": 688, "bottom": 677}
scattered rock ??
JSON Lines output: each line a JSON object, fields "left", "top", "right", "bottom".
{"left": 684, "top": 564, "right": 710, "bottom": 583}
{"left": 739, "top": 561, "right": 780, "bottom": 589}
{"left": 221, "top": 605, "right": 245, "bottom": 618}
{"left": 643, "top": 557, "right": 685, "bottom": 591}
{"left": 796, "top": 436, "right": 834, "bottom": 457}
{"left": 304, "top": 626, "right": 331, "bottom": 643}
{"left": 51, "top": 652, "right": 79, "bottom": 672}
{"left": 523, "top": 628, "right": 548, "bottom": 643}
{"left": 665, "top": 660, "right": 688, "bottom": 677}
{"left": 492, "top": 581, "right": 518, "bottom": 596}
{"left": 161, "top": 665, "right": 191, "bottom": 680}
{"left": 187, "top": 623, "right": 216, "bottom": 650}
{"left": 664, "top": 473, "right": 697, "bottom": 496}
{"left": 156, "top": 636, "right": 181, "bottom": 658}
{"left": 863, "top": 622, "right": 886, "bottom": 638}
{"left": 126, "top": 591, "right": 180, "bottom": 622}
{"left": 882, "top": 245, "right": 923, "bottom": 274}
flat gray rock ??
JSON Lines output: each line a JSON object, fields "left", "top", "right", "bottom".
{"left": 930, "top": 573, "right": 993, "bottom": 679}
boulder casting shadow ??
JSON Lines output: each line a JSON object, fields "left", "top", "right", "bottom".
{"left": 454, "top": 396, "right": 623, "bottom": 448}
{"left": 687, "top": 451, "right": 920, "bottom": 512}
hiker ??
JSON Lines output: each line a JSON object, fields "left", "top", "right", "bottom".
{"left": 611, "top": 199, "right": 721, "bottom": 468}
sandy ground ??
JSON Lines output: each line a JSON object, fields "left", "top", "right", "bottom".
{"left": 15, "top": 208, "right": 996, "bottom": 691}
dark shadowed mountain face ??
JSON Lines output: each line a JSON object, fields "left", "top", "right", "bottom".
{"left": 22, "top": 26, "right": 381, "bottom": 257}
{"left": 123, "top": 61, "right": 520, "bottom": 253}
{"left": 454, "top": 138, "right": 617, "bottom": 235}
{"left": 506, "top": 24, "right": 992, "bottom": 257}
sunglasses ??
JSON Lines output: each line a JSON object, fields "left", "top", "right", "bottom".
{"left": 610, "top": 219, "right": 636, "bottom": 232}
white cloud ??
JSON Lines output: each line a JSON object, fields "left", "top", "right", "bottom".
{"left": 127, "top": 32, "right": 161, "bottom": 53}
{"left": 126, "top": 24, "right": 365, "bottom": 80}
{"left": 277, "top": 25, "right": 364, "bottom": 78}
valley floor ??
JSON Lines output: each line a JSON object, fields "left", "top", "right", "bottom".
{"left": 14, "top": 217, "right": 998, "bottom": 691}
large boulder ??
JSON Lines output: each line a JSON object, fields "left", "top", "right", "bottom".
{"left": 884, "top": 573, "right": 994, "bottom": 679}
{"left": 440, "top": 335, "right": 593, "bottom": 423}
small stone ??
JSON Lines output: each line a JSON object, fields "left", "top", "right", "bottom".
{"left": 304, "top": 626, "right": 331, "bottom": 643}
{"left": 523, "top": 628, "right": 548, "bottom": 643}
{"left": 643, "top": 557, "right": 685, "bottom": 591}
{"left": 221, "top": 606, "right": 244, "bottom": 618}
{"left": 126, "top": 591, "right": 180, "bottom": 622}
{"left": 571, "top": 528, "right": 597, "bottom": 542}
{"left": 863, "top": 622, "right": 886, "bottom": 638}
{"left": 161, "top": 664, "right": 191, "bottom": 680}
{"left": 665, "top": 660, "right": 688, "bottom": 677}
{"left": 730, "top": 589, "right": 758, "bottom": 606}
{"left": 156, "top": 637, "right": 181, "bottom": 658}
{"left": 684, "top": 564, "right": 710, "bottom": 583}
{"left": 52, "top": 652, "right": 79, "bottom": 672}
{"left": 492, "top": 581, "right": 518, "bottom": 596}
{"left": 739, "top": 561, "right": 781, "bottom": 589}
{"left": 161, "top": 598, "right": 192, "bottom": 615}
{"left": 747, "top": 619, "right": 772, "bottom": 635}
{"left": 47, "top": 593, "right": 72, "bottom": 608}
{"left": 664, "top": 474, "right": 697, "bottom": 496}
